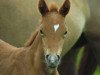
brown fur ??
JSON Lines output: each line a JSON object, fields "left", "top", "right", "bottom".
{"left": 0, "top": 30, "right": 59, "bottom": 75}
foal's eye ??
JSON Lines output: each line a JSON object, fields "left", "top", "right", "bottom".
{"left": 40, "top": 30, "right": 44, "bottom": 36}
{"left": 64, "top": 31, "right": 67, "bottom": 38}
{"left": 40, "top": 30, "right": 43, "bottom": 34}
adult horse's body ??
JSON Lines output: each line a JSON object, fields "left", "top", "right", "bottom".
{"left": 0, "top": 0, "right": 100, "bottom": 75}
{"left": 0, "top": 0, "right": 89, "bottom": 52}
{"left": 78, "top": 0, "right": 100, "bottom": 75}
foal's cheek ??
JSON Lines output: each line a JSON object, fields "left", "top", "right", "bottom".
{"left": 41, "top": 37, "right": 64, "bottom": 55}
{"left": 41, "top": 38, "right": 49, "bottom": 52}
{"left": 42, "top": 38, "right": 47, "bottom": 46}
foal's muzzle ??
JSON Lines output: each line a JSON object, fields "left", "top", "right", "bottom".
{"left": 45, "top": 54, "right": 61, "bottom": 69}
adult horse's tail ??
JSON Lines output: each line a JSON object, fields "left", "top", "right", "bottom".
{"left": 78, "top": 46, "right": 97, "bottom": 75}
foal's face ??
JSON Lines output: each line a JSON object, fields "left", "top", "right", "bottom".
{"left": 40, "top": 12, "right": 67, "bottom": 68}
{"left": 38, "top": 0, "right": 70, "bottom": 69}
{"left": 40, "top": 12, "right": 67, "bottom": 56}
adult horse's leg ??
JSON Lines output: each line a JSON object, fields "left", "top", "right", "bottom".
{"left": 58, "top": 33, "right": 87, "bottom": 75}
{"left": 58, "top": 48, "right": 79, "bottom": 75}
{"left": 78, "top": 0, "right": 100, "bottom": 74}
{"left": 78, "top": 45, "right": 97, "bottom": 75}
{"left": 86, "top": 0, "right": 100, "bottom": 66}
{"left": 78, "top": 30, "right": 100, "bottom": 75}
{"left": 58, "top": 33, "right": 98, "bottom": 75}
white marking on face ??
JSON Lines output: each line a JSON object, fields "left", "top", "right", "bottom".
{"left": 54, "top": 24, "right": 60, "bottom": 32}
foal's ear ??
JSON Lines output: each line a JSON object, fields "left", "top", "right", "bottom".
{"left": 59, "top": 0, "right": 70, "bottom": 17}
{"left": 38, "top": 0, "right": 49, "bottom": 16}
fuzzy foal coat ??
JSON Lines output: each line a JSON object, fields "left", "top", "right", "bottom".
{"left": 0, "top": 40, "right": 34, "bottom": 75}
{"left": 0, "top": 30, "right": 49, "bottom": 75}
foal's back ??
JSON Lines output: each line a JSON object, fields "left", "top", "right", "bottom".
{"left": 0, "top": 39, "right": 17, "bottom": 51}
{"left": 0, "top": 40, "right": 34, "bottom": 75}
{"left": 0, "top": 40, "right": 17, "bottom": 74}
{"left": 0, "top": 39, "right": 17, "bottom": 59}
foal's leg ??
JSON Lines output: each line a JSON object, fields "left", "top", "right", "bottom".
{"left": 58, "top": 33, "right": 87, "bottom": 75}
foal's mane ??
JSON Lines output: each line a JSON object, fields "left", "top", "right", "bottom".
{"left": 24, "top": 29, "right": 39, "bottom": 47}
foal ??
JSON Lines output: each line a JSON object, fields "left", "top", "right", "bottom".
{"left": 0, "top": 29, "right": 59, "bottom": 75}
{"left": 0, "top": 0, "right": 70, "bottom": 75}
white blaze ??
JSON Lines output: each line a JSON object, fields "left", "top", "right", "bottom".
{"left": 54, "top": 24, "right": 59, "bottom": 32}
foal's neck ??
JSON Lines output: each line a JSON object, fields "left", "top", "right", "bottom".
{"left": 33, "top": 47, "right": 58, "bottom": 75}
{"left": 26, "top": 32, "right": 47, "bottom": 75}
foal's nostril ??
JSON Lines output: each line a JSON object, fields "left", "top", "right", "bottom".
{"left": 46, "top": 54, "right": 49, "bottom": 59}
{"left": 45, "top": 54, "right": 60, "bottom": 63}
{"left": 57, "top": 55, "right": 60, "bottom": 61}
{"left": 45, "top": 54, "right": 61, "bottom": 68}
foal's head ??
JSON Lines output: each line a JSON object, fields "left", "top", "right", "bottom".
{"left": 38, "top": 0, "right": 70, "bottom": 69}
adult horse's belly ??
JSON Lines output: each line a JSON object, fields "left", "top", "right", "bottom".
{"left": 0, "top": 0, "right": 89, "bottom": 55}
